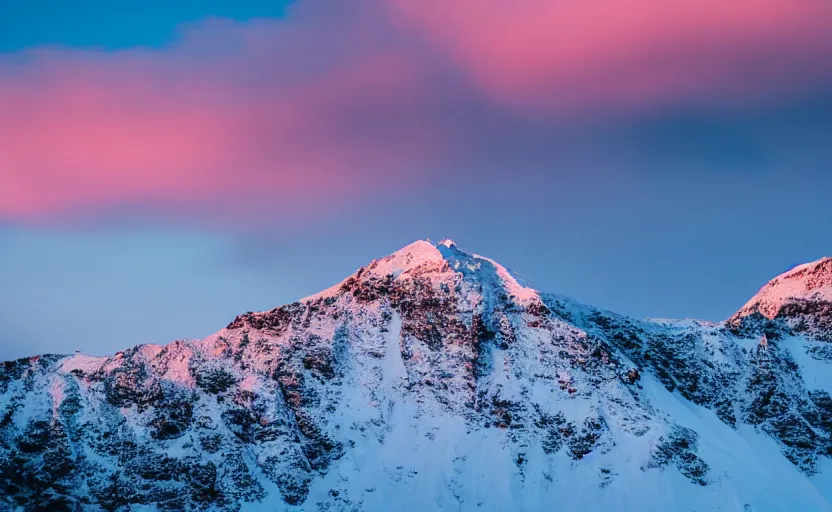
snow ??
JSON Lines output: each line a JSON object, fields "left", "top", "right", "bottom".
{"left": 785, "top": 336, "right": 832, "bottom": 393}
{"left": 435, "top": 241, "right": 539, "bottom": 307}
{"left": 302, "top": 240, "right": 446, "bottom": 302}
{"left": 735, "top": 256, "right": 832, "bottom": 319}
{"left": 301, "top": 276, "right": 354, "bottom": 303}
{"left": 305, "top": 239, "right": 539, "bottom": 307}
{"left": 382, "top": 312, "right": 408, "bottom": 384}
{"left": 368, "top": 240, "right": 445, "bottom": 279}
{"left": 472, "top": 252, "right": 539, "bottom": 304}
{"left": 235, "top": 368, "right": 832, "bottom": 511}
{"left": 157, "top": 342, "right": 196, "bottom": 386}
{"left": 239, "top": 374, "right": 261, "bottom": 392}
{"left": 49, "top": 377, "right": 65, "bottom": 417}
{"left": 58, "top": 353, "right": 107, "bottom": 374}
{"left": 646, "top": 318, "right": 717, "bottom": 329}
{"left": 638, "top": 374, "right": 832, "bottom": 512}
{"left": 8, "top": 241, "right": 832, "bottom": 512}
{"left": 135, "top": 343, "right": 164, "bottom": 360}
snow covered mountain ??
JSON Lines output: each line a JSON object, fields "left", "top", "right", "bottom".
{"left": 729, "top": 257, "right": 832, "bottom": 342}
{"left": 3, "top": 240, "right": 832, "bottom": 511}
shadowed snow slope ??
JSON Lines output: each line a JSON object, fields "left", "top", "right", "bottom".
{"left": 2, "top": 241, "right": 832, "bottom": 511}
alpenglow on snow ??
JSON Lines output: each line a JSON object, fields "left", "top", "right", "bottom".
{"left": 2, "top": 241, "right": 832, "bottom": 511}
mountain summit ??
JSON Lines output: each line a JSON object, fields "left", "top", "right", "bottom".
{"left": 730, "top": 256, "right": 832, "bottom": 341}
{"left": 3, "top": 241, "right": 832, "bottom": 511}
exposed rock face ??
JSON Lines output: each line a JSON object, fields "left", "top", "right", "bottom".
{"left": 2, "top": 242, "right": 832, "bottom": 511}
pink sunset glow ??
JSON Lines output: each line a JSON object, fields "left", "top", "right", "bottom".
{"left": 1, "top": 0, "right": 830, "bottom": 221}
{"left": 387, "top": 0, "right": 832, "bottom": 109}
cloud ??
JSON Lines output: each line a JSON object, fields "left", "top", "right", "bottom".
{"left": 1, "top": 0, "right": 830, "bottom": 223}
{"left": 386, "top": 0, "right": 832, "bottom": 110}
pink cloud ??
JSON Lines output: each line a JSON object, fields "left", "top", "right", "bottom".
{"left": 0, "top": 4, "right": 447, "bottom": 222}
{"left": 385, "top": 0, "right": 832, "bottom": 110}
{"left": 1, "top": 0, "right": 830, "bottom": 222}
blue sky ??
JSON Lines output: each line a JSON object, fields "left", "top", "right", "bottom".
{"left": 1, "top": 0, "right": 830, "bottom": 360}
{"left": 0, "top": 0, "right": 293, "bottom": 50}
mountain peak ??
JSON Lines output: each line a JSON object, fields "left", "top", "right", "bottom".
{"left": 733, "top": 256, "right": 832, "bottom": 320}
{"left": 301, "top": 239, "right": 539, "bottom": 306}
{"left": 375, "top": 239, "right": 445, "bottom": 275}
{"left": 8, "top": 245, "right": 832, "bottom": 511}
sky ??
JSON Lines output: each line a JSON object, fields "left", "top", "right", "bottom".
{"left": 1, "top": 0, "right": 831, "bottom": 360}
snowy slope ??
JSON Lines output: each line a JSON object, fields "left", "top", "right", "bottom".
{"left": 2, "top": 241, "right": 832, "bottom": 511}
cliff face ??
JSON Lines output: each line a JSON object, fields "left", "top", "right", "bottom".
{"left": 2, "top": 241, "right": 832, "bottom": 511}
